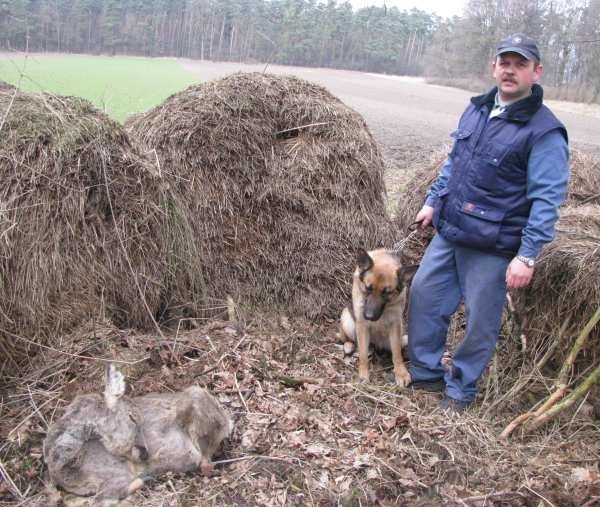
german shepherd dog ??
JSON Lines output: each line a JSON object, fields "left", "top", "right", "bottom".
{"left": 340, "top": 249, "right": 418, "bottom": 386}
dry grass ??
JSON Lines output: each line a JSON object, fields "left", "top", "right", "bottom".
{"left": 566, "top": 151, "right": 600, "bottom": 205}
{"left": 517, "top": 205, "right": 600, "bottom": 364}
{"left": 0, "top": 318, "right": 598, "bottom": 506}
{"left": 0, "top": 86, "right": 229, "bottom": 373}
{"left": 126, "top": 72, "right": 392, "bottom": 321}
{"left": 0, "top": 81, "right": 15, "bottom": 92}
{"left": 0, "top": 88, "right": 169, "bottom": 364}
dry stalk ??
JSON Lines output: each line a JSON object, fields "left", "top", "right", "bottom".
{"left": 0, "top": 457, "right": 23, "bottom": 499}
{"left": 100, "top": 159, "right": 165, "bottom": 341}
{"left": 500, "top": 306, "right": 600, "bottom": 438}
{"left": 0, "top": 326, "right": 149, "bottom": 366}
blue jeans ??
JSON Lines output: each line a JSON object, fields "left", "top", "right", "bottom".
{"left": 407, "top": 234, "right": 510, "bottom": 402}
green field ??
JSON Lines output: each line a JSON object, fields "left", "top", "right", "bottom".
{"left": 0, "top": 54, "right": 198, "bottom": 122}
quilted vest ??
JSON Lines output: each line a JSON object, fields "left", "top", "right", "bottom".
{"left": 432, "top": 84, "right": 567, "bottom": 257}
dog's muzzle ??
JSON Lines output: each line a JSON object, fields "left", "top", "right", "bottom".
{"left": 363, "top": 300, "right": 385, "bottom": 321}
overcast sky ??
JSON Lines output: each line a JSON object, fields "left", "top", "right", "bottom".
{"left": 348, "top": 0, "right": 465, "bottom": 19}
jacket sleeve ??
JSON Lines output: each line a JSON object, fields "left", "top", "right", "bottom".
{"left": 518, "top": 130, "right": 569, "bottom": 258}
{"left": 424, "top": 156, "right": 453, "bottom": 207}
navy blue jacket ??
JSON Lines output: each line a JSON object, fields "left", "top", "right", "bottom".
{"left": 430, "top": 84, "right": 568, "bottom": 258}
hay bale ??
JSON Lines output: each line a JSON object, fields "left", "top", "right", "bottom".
{"left": 126, "top": 72, "right": 391, "bottom": 318}
{"left": 391, "top": 151, "right": 446, "bottom": 263}
{"left": 393, "top": 152, "right": 446, "bottom": 230}
{"left": 523, "top": 204, "right": 600, "bottom": 360}
{"left": 567, "top": 150, "right": 600, "bottom": 205}
{"left": 0, "top": 88, "right": 170, "bottom": 352}
{"left": 0, "top": 81, "right": 15, "bottom": 92}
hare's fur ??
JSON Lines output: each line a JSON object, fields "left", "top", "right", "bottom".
{"left": 44, "top": 365, "right": 232, "bottom": 501}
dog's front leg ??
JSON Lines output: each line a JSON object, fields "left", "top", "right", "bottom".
{"left": 390, "top": 324, "right": 411, "bottom": 387}
{"left": 356, "top": 321, "right": 370, "bottom": 382}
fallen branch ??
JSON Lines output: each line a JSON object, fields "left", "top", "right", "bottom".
{"left": 524, "top": 361, "right": 600, "bottom": 433}
{"left": 500, "top": 306, "right": 600, "bottom": 438}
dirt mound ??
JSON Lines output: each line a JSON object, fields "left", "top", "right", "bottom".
{"left": 0, "top": 88, "right": 172, "bottom": 366}
{"left": 126, "top": 72, "right": 391, "bottom": 319}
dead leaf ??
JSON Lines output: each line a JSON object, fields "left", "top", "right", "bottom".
{"left": 353, "top": 454, "right": 371, "bottom": 469}
{"left": 363, "top": 428, "right": 379, "bottom": 443}
{"left": 317, "top": 470, "right": 330, "bottom": 489}
{"left": 279, "top": 316, "right": 291, "bottom": 330}
{"left": 240, "top": 429, "right": 261, "bottom": 450}
{"left": 334, "top": 475, "right": 352, "bottom": 493}
{"left": 305, "top": 443, "right": 332, "bottom": 457}
{"left": 571, "top": 467, "right": 599, "bottom": 483}
{"left": 366, "top": 468, "right": 380, "bottom": 480}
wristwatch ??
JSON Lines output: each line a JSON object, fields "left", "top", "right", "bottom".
{"left": 516, "top": 255, "right": 535, "bottom": 268}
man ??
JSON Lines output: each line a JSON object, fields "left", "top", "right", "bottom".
{"left": 407, "top": 34, "right": 569, "bottom": 412}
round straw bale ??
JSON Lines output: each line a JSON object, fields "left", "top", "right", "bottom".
{"left": 126, "top": 72, "right": 391, "bottom": 319}
{"left": 0, "top": 88, "right": 168, "bottom": 348}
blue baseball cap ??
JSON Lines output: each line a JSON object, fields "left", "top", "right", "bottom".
{"left": 496, "top": 33, "right": 540, "bottom": 61}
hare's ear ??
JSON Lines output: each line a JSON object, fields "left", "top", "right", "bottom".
{"left": 104, "top": 363, "right": 126, "bottom": 409}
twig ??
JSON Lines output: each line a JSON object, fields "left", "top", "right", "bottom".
{"left": 500, "top": 306, "right": 600, "bottom": 438}
{"left": 580, "top": 192, "right": 600, "bottom": 205}
{"left": 233, "top": 373, "right": 249, "bottom": 413}
{"left": 213, "top": 454, "right": 301, "bottom": 466}
{"left": 7, "top": 396, "right": 63, "bottom": 440}
{"left": 525, "top": 361, "right": 600, "bottom": 433}
{"left": 458, "top": 490, "right": 528, "bottom": 505}
{"left": 350, "top": 384, "right": 404, "bottom": 411}
{"left": 0, "top": 326, "right": 149, "bottom": 365}
{"left": 0, "top": 458, "right": 23, "bottom": 499}
{"left": 277, "top": 375, "right": 322, "bottom": 388}
{"left": 27, "top": 385, "right": 48, "bottom": 430}
{"left": 372, "top": 455, "right": 429, "bottom": 489}
{"left": 522, "top": 484, "right": 555, "bottom": 507}
{"left": 275, "top": 121, "right": 331, "bottom": 137}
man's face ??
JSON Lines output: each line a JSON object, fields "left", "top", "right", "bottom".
{"left": 492, "top": 53, "right": 543, "bottom": 101}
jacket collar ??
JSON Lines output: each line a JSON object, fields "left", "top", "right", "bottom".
{"left": 471, "top": 84, "right": 543, "bottom": 122}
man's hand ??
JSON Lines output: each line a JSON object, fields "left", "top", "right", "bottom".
{"left": 506, "top": 257, "right": 534, "bottom": 289}
{"left": 415, "top": 205, "right": 434, "bottom": 230}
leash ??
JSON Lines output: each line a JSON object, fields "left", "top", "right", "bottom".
{"left": 391, "top": 220, "right": 423, "bottom": 254}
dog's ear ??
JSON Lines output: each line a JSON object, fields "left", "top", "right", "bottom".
{"left": 357, "top": 248, "right": 373, "bottom": 274}
{"left": 397, "top": 265, "right": 419, "bottom": 289}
